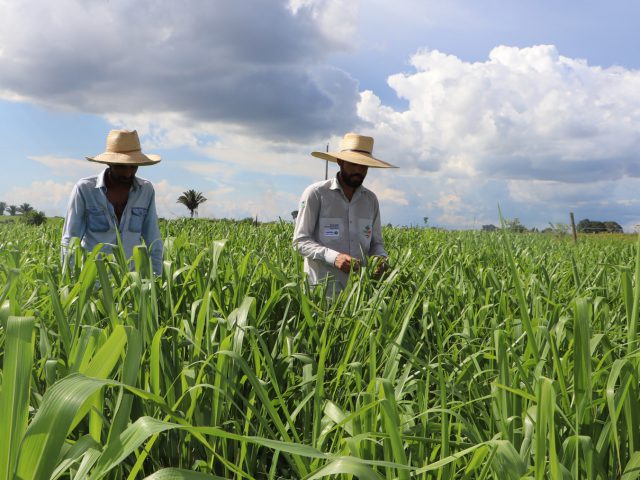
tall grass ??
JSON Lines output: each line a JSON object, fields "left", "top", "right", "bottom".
{"left": 1, "top": 218, "right": 639, "bottom": 478}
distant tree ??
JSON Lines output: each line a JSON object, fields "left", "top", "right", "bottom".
{"left": 17, "top": 203, "right": 34, "bottom": 214}
{"left": 482, "top": 224, "right": 497, "bottom": 232}
{"left": 547, "top": 222, "right": 569, "bottom": 236}
{"left": 505, "top": 218, "right": 527, "bottom": 233}
{"left": 603, "top": 221, "right": 623, "bottom": 233}
{"left": 6, "top": 205, "right": 18, "bottom": 216}
{"left": 577, "top": 219, "right": 604, "bottom": 233}
{"left": 0, "top": 201, "right": 6, "bottom": 215}
{"left": 423, "top": 216, "right": 429, "bottom": 227}
{"left": 23, "top": 210, "right": 46, "bottom": 226}
{"left": 291, "top": 210, "right": 299, "bottom": 221}
{"left": 176, "top": 190, "right": 207, "bottom": 218}
{"left": 577, "top": 219, "right": 622, "bottom": 233}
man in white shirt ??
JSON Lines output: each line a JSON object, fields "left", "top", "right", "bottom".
{"left": 293, "top": 133, "right": 397, "bottom": 294}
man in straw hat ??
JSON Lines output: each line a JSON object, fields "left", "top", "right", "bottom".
{"left": 293, "top": 132, "right": 396, "bottom": 295}
{"left": 61, "top": 129, "right": 163, "bottom": 274}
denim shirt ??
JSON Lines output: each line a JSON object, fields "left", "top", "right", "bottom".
{"left": 61, "top": 168, "right": 163, "bottom": 274}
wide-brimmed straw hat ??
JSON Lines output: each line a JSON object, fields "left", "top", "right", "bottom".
{"left": 86, "top": 129, "right": 161, "bottom": 166}
{"left": 311, "top": 133, "right": 396, "bottom": 168}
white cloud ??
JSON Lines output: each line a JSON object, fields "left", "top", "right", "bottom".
{"left": 507, "top": 179, "right": 611, "bottom": 206}
{"left": 5, "top": 180, "right": 75, "bottom": 216}
{"left": 287, "top": 0, "right": 357, "bottom": 47}
{"left": 358, "top": 45, "right": 640, "bottom": 183}
{"left": 105, "top": 112, "right": 334, "bottom": 180}
{"left": 29, "top": 155, "right": 103, "bottom": 177}
{"left": 365, "top": 177, "right": 409, "bottom": 206}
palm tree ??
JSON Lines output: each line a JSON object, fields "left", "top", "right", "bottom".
{"left": 17, "top": 203, "right": 34, "bottom": 214}
{"left": 0, "top": 201, "right": 6, "bottom": 215}
{"left": 177, "top": 190, "right": 207, "bottom": 218}
{"left": 6, "top": 205, "right": 18, "bottom": 216}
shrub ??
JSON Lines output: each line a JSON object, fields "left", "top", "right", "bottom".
{"left": 22, "top": 210, "right": 46, "bottom": 226}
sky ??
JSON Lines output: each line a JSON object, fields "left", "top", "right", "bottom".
{"left": 1, "top": 0, "right": 640, "bottom": 230}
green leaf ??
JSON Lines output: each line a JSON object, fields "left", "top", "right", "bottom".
{"left": 0, "top": 316, "right": 35, "bottom": 480}
{"left": 14, "top": 374, "right": 110, "bottom": 480}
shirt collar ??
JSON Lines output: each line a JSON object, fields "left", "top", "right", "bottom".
{"left": 330, "top": 173, "right": 368, "bottom": 196}
{"left": 96, "top": 167, "right": 141, "bottom": 191}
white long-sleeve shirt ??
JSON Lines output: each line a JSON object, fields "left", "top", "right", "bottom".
{"left": 293, "top": 176, "right": 388, "bottom": 292}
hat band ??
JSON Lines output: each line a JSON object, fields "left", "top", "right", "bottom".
{"left": 341, "top": 148, "right": 372, "bottom": 154}
{"left": 108, "top": 148, "right": 142, "bottom": 154}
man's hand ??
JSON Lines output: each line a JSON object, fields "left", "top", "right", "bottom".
{"left": 371, "top": 256, "right": 389, "bottom": 279}
{"left": 334, "top": 253, "right": 360, "bottom": 274}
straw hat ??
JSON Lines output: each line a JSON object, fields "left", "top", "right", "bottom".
{"left": 311, "top": 133, "right": 396, "bottom": 168}
{"left": 86, "top": 130, "right": 161, "bottom": 166}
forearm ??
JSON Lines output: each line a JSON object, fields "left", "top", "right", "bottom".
{"left": 294, "top": 237, "right": 340, "bottom": 266}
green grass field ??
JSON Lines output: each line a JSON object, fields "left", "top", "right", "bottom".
{"left": 1, "top": 218, "right": 639, "bottom": 479}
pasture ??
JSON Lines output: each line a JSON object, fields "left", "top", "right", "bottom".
{"left": 0, "top": 219, "right": 639, "bottom": 479}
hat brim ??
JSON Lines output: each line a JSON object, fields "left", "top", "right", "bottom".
{"left": 86, "top": 152, "right": 161, "bottom": 166}
{"left": 311, "top": 151, "right": 396, "bottom": 168}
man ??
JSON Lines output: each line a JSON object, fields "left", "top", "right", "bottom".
{"left": 293, "top": 132, "right": 396, "bottom": 294}
{"left": 61, "top": 129, "right": 163, "bottom": 274}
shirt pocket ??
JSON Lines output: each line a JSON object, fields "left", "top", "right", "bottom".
{"left": 319, "top": 217, "right": 344, "bottom": 243}
{"left": 129, "top": 207, "right": 148, "bottom": 232}
{"left": 358, "top": 218, "right": 373, "bottom": 248}
{"left": 87, "top": 207, "right": 110, "bottom": 233}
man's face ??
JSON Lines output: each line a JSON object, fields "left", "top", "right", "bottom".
{"left": 338, "top": 160, "right": 368, "bottom": 188}
{"left": 108, "top": 164, "right": 138, "bottom": 186}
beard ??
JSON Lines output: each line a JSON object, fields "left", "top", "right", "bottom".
{"left": 340, "top": 172, "right": 365, "bottom": 188}
{"left": 108, "top": 168, "right": 135, "bottom": 186}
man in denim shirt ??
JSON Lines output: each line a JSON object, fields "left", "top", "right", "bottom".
{"left": 61, "top": 129, "right": 163, "bottom": 274}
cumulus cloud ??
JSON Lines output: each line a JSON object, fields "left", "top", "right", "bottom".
{"left": 507, "top": 179, "right": 613, "bottom": 206}
{"left": 29, "top": 156, "right": 103, "bottom": 177}
{"left": 0, "top": 0, "right": 359, "bottom": 140}
{"left": 5, "top": 180, "right": 75, "bottom": 216}
{"left": 358, "top": 45, "right": 640, "bottom": 183}
{"left": 365, "top": 177, "right": 409, "bottom": 206}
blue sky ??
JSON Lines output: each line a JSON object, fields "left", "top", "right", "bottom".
{"left": 1, "top": 0, "right": 640, "bottom": 230}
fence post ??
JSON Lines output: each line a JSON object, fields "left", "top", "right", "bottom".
{"left": 570, "top": 212, "right": 578, "bottom": 244}
{"left": 324, "top": 143, "right": 329, "bottom": 180}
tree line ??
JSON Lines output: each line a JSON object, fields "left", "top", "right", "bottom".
{"left": 1, "top": 197, "right": 626, "bottom": 233}
{"left": 482, "top": 217, "right": 624, "bottom": 233}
